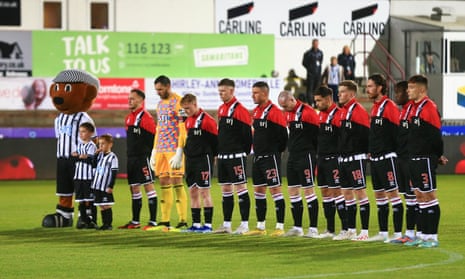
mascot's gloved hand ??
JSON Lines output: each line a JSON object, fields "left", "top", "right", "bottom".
{"left": 150, "top": 149, "right": 156, "bottom": 171}
{"left": 169, "top": 147, "right": 183, "bottom": 169}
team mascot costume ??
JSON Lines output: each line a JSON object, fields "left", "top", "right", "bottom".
{"left": 42, "top": 69, "right": 99, "bottom": 228}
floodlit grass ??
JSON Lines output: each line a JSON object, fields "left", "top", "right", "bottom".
{"left": 0, "top": 176, "right": 464, "bottom": 278}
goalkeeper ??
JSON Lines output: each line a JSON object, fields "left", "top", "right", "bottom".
{"left": 148, "top": 75, "right": 188, "bottom": 232}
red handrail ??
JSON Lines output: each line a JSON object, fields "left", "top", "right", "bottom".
{"left": 351, "top": 32, "right": 406, "bottom": 93}
{"left": 364, "top": 32, "right": 405, "bottom": 80}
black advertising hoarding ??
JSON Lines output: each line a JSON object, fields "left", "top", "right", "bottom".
{"left": 0, "top": 136, "right": 464, "bottom": 180}
{"left": 0, "top": 138, "right": 128, "bottom": 180}
{"left": 0, "top": 0, "right": 20, "bottom": 26}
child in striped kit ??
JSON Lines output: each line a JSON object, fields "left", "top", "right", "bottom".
{"left": 72, "top": 122, "right": 97, "bottom": 229}
{"left": 92, "top": 134, "right": 119, "bottom": 230}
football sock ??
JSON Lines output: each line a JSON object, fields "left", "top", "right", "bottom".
{"left": 90, "top": 203, "right": 97, "bottom": 223}
{"left": 192, "top": 208, "right": 201, "bottom": 224}
{"left": 255, "top": 192, "right": 267, "bottom": 222}
{"left": 174, "top": 184, "right": 188, "bottom": 222}
{"left": 160, "top": 185, "right": 173, "bottom": 223}
{"left": 101, "top": 208, "right": 113, "bottom": 227}
{"left": 306, "top": 195, "right": 319, "bottom": 228}
{"left": 56, "top": 204, "right": 74, "bottom": 220}
{"left": 273, "top": 193, "right": 285, "bottom": 224}
{"left": 416, "top": 203, "right": 424, "bottom": 236}
{"left": 78, "top": 203, "right": 88, "bottom": 223}
{"left": 100, "top": 209, "right": 107, "bottom": 226}
{"left": 335, "top": 195, "right": 347, "bottom": 231}
{"left": 431, "top": 204, "right": 440, "bottom": 235}
{"left": 131, "top": 192, "right": 142, "bottom": 223}
{"left": 359, "top": 197, "right": 370, "bottom": 230}
{"left": 290, "top": 195, "right": 303, "bottom": 227}
{"left": 84, "top": 202, "right": 92, "bottom": 222}
{"left": 204, "top": 207, "right": 213, "bottom": 225}
{"left": 376, "top": 197, "right": 389, "bottom": 232}
{"left": 322, "top": 197, "right": 335, "bottom": 233}
{"left": 345, "top": 199, "right": 357, "bottom": 230}
{"left": 222, "top": 191, "right": 234, "bottom": 222}
{"left": 237, "top": 189, "right": 250, "bottom": 222}
{"left": 405, "top": 195, "right": 417, "bottom": 231}
{"left": 423, "top": 200, "right": 440, "bottom": 235}
{"left": 419, "top": 202, "right": 429, "bottom": 235}
{"left": 108, "top": 208, "right": 113, "bottom": 226}
{"left": 391, "top": 197, "right": 404, "bottom": 234}
{"left": 147, "top": 196, "right": 158, "bottom": 224}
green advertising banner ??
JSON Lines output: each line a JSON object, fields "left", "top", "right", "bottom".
{"left": 32, "top": 31, "right": 274, "bottom": 78}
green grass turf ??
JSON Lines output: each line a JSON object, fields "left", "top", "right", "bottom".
{"left": 0, "top": 175, "right": 464, "bottom": 278}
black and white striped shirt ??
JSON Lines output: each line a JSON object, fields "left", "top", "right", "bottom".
{"left": 91, "top": 152, "right": 118, "bottom": 191}
{"left": 73, "top": 141, "right": 97, "bottom": 180}
{"left": 54, "top": 112, "right": 95, "bottom": 158}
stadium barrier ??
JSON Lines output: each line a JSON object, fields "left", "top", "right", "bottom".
{"left": 0, "top": 136, "right": 464, "bottom": 180}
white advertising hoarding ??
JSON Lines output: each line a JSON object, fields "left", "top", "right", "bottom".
{"left": 144, "top": 78, "right": 283, "bottom": 110}
{"left": 443, "top": 75, "right": 465, "bottom": 120}
{"left": 215, "top": 0, "right": 390, "bottom": 39}
{"left": 0, "top": 77, "right": 283, "bottom": 111}
{"left": 0, "top": 78, "right": 54, "bottom": 110}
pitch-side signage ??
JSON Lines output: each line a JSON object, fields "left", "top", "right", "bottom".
{"left": 215, "top": 0, "right": 390, "bottom": 39}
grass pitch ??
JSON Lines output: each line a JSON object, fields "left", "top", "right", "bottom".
{"left": 0, "top": 176, "right": 464, "bottom": 278}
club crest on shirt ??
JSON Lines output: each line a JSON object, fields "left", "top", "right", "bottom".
{"left": 59, "top": 125, "right": 73, "bottom": 136}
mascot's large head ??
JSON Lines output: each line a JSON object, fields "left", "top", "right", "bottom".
{"left": 50, "top": 69, "right": 99, "bottom": 114}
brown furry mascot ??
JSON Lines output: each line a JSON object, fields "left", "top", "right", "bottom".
{"left": 42, "top": 69, "right": 99, "bottom": 227}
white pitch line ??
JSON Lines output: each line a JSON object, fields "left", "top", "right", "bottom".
{"left": 265, "top": 248, "right": 464, "bottom": 279}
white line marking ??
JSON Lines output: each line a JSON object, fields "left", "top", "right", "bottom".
{"left": 265, "top": 248, "right": 464, "bottom": 279}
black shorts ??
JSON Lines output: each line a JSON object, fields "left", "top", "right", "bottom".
{"left": 74, "top": 179, "right": 94, "bottom": 202}
{"left": 287, "top": 152, "right": 316, "bottom": 188}
{"left": 316, "top": 156, "right": 341, "bottom": 188}
{"left": 127, "top": 156, "right": 154, "bottom": 186}
{"left": 397, "top": 157, "right": 414, "bottom": 195}
{"left": 252, "top": 154, "right": 282, "bottom": 188}
{"left": 94, "top": 190, "right": 115, "bottom": 206}
{"left": 217, "top": 154, "right": 247, "bottom": 185}
{"left": 370, "top": 156, "right": 399, "bottom": 192}
{"left": 185, "top": 154, "right": 213, "bottom": 188}
{"left": 339, "top": 155, "right": 367, "bottom": 190}
{"left": 409, "top": 156, "right": 438, "bottom": 193}
{"left": 56, "top": 157, "right": 76, "bottom": 196}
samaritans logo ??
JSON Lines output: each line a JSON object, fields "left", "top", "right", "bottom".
{"left": 193, "top": 46, "right": 248, "bottom": 68}
{"left": 458, "top": 86, "right": 465, "bottom": 108}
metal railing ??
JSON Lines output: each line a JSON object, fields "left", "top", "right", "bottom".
{"left": 351, "top": 32, "right": 406, "bottom": 96}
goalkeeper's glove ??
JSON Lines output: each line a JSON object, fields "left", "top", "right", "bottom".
{"left": 150, "top": 149, "right": 156, "bottom": 171}
{"left": 169, "top": 147, "right": 183, "bottom": 169}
